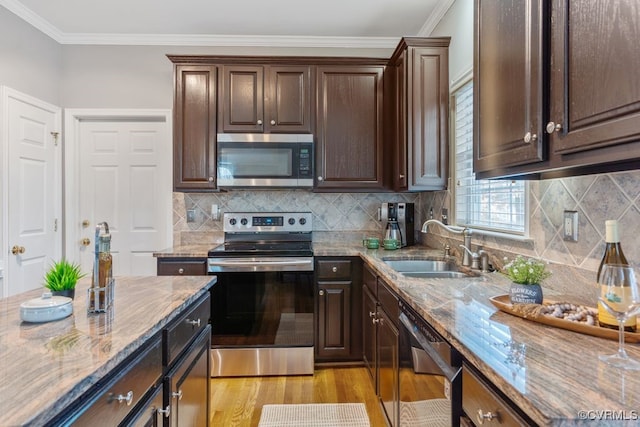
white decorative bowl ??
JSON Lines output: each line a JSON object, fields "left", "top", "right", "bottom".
{"left": 20, "top": 292, "right": 73, "bottom": 323}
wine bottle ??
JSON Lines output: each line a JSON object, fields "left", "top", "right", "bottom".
{"left": 597, "top": 220, "right": 636, "bottom": 332}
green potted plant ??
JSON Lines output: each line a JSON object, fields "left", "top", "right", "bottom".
{"left": 501, "top": 255, "right": 551, "bottom": 304}
{"left": 44, "top": 259, "right": 86, "bottom": 299}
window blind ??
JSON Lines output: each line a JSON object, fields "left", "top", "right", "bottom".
{"left": 453, "top": 81, "right": 526, "bottom": 234}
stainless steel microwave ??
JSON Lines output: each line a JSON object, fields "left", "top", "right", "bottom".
{"left": 217, "top": 133, "right": 313, "bottom": 188}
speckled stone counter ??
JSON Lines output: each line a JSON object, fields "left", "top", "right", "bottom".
{"left": 154, "top": 243, "right": 640, "bottom": 425}
{"left": 0, "top": 275, "right": 215, "bottom": 426}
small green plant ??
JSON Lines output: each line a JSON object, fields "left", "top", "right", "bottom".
{"left": 501, "top": 255, "right": 551, "bottom": 285}
{"left": 44, "top": 259, "right": 86, "bottom": 291}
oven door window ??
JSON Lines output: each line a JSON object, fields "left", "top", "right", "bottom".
{"left": 211, "top": 272, "right": 314, "bottom": 347}
{"left": 218, "top": 146, "right": 294, "bottom": 179}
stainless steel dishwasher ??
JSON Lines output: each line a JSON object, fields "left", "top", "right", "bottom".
{"left": 398, "top": 299, "right": 463, "bottom": 427}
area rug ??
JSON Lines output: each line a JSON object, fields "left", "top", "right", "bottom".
{"left": 258, "top": 403, "right": 370, "bottom": 427}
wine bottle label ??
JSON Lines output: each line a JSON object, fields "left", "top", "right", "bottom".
{"left": 598, "top": 285, "right": 636, "bottom": 328}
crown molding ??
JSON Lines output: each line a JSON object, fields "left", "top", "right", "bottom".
{"left": 417, "top": 0, "right": 455, "bottom": 36}
{"left": 1, "top": 0, "right": 64, "bottom": 41}
{"left": 57, "top": 33, "right": 401, "bottom": 48}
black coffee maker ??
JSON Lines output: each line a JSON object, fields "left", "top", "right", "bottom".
{"left": 378, "top": 202, "right": 415, "bottom": 247}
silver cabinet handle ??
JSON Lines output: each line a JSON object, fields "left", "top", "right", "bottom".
{"left": 319, "top": 289, "right": 325, "bottom": 296}
{"left": 187, "top": 318, "right": 201, "bottom": 327}
{"left": 208, "top": 176, "right": 214, "bottom": 182}
{"left": 270, "top": 119, "right": 276, "bottom": 125}
{"left": 257, "top": 119, "right": 263, "bottom": 125}
{"left": 317, "top": 176, "right": 323, "bottom": 181}
{"left": 477, "top": 409, "right": 498, "bottom": 424}
{"left": 523, "top": 132, "right": 537, "bottom": 143}
{"left": 178, "top": 268, "right": 184, "bottom": 274}
{"left": 369, "top": 311, "right": 376, "bottom": 318}
{"left": 157, "top": 405, "right": 171, "bottom": 417}
{"left": 172, "top": 390, "right": 183, "bottom": 400}
{"left": 372, "top": 318, "right": 380, "bottom": 324}
{"left": 546, "top": 121, "right": 562, "bottom": 134}
{"left": 399, "top": 174, "right": 405, "bottom": 179}
{"left": 113, "top": 391, "right": 134, "bottom": 406}
{"left": 332, "top": 266, "right": 337, "bottom": 273}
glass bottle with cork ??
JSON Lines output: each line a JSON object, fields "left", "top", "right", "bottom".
{"left": 88, "top": 222, "right": 114, "bottom": 313}
{"left": 597, "top": 219, "right": 636, "bottom": 332}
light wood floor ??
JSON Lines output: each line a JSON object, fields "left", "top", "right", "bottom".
{"left": 210, "top": 366, "right": 388, "bottom": 426}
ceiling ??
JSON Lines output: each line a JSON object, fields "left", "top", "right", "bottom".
{"left": 1, "top": 0, "right": 453, "bottom": 48}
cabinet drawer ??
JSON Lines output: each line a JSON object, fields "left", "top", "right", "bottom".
{"left": 73, "top": 339, "right": 162, "bottom": 426}
{"left": 164, "top": 293, "right": 211, "bottom": 367}
{"left": 462, "top": 364, "right": 529, "bottom": 426}
{"left": 377, "top": 279, "right": 399, "bottom": 323}
{"left": 316, "top": 259, "right": 352, "bottom": 280}
{"left": 157, "top": 258, "right": 207, "bottom": 276}
{"left": 363, "top": 264, "right": 377, "bottom": 296}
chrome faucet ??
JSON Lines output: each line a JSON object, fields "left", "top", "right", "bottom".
{"left": 421, "top": 219, "right": 473, "bottom": 267}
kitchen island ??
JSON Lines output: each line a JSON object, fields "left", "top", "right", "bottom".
{"left": 0, "top": 275, "right": 215, "bottom": 426}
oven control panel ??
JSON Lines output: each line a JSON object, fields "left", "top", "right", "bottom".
{"left": 223, "top": 212, "right": 313, "bottom": 233}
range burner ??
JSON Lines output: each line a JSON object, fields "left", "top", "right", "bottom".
{"left": 207, "top": 211, "right": 314, "bottom": 273}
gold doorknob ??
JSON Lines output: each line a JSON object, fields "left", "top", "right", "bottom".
{"left": 81, "top": 238, "right": 91, "bottom": 246}
{"left": 11, "top": 245, "right": 26, "bottom": 255}
{"left": 82, "top": 220, "right": 91, "bottom": 228}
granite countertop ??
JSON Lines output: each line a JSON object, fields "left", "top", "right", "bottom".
{"left": 0, "top": 275, "right": 215, "bottom": 426}
{"left": 155, "top": 243, "right": 640, "bottom": 425}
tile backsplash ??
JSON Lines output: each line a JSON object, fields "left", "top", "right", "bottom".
{"left": 173, "top": 170, "right": 640, "bottom": 298}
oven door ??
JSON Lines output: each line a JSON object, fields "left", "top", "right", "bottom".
{"left": 398, "top": 311, "right": 462, "bottom": 426}
{"left": 209, "top": 269, "right": 315, "bottom": 376}
{"left": 216, "top": 133, "right": 313, "bottom": 187}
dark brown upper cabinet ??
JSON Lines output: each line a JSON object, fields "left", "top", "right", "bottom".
{"left": 475, "top": 0, "right": 640, "bottom": 180}
{"left": 218, "top": 65, "right": 312, "bottom": 133}
{"left": 315, "top": 65, "right": 385, "bottom": 190}
{"left": 473, "top": 0, "right": 546, "bottom": 178}
{"left": 387, "top": 37, "right": 450, "bottom": 191}
{"left": 173, "top": 65, "right": 218, "bottom": 191}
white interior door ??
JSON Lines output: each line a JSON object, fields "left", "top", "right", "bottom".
{"left": 3, "top": 87, "right": 62, "bottom": 296}
{"left": 66, "top": 111, "right": 172, "bottom": 276}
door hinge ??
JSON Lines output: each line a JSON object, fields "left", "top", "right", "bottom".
{"left": 54, "top": 218, "right": 58, "bottom": 232}
{"left": 51, "top": 131, "right": 60, "bottom": 146}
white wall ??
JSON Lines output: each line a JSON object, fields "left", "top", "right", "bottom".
{"left": 0, "top": 9, "right": 62, "bottom": 105}
{"left": 429, "top": 0, "right": 473, "bottom": 84}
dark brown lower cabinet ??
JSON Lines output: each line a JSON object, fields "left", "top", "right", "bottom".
{"left": 165, "top": 326, "right": 211, "bottom": 427}
{"left": 126, "top": 385, "right": 164, "bottom": 427}
{"left": 157, "top": 258, "right": 207, "bottom": 276}
{"left": 315, "top": 257, "right": 363, "bottom": 362}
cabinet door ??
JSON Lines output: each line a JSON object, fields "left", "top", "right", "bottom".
{"left": 166, "top": 327, "right": 210, "bottom": 427}
{"left": 387, "top": 52, "right": 408, "bottom": 190}
{"left": 173, "top": 65, "right": 217, "bottom": 191}
{"left": 549, "top": 0, "right": 640, "bottom": 156}
{"left": 362, "top": 285, "right": 377, "bottom": 385}
{"left": 125, "top": 385, "right": 164, "bottom": 427}
{"left": 265, "top": 65, "right": 312, "bottom": 133}
{"left": 316, "top": 66, "right": 385, "bottom": 189}
{"left": 219, "top": 65, "right": 264, "bottom": 133}
{"left": 377, "top": 308, "right": 399, "bottom": 427}
{"left": 316, "top": 282, "right": 352, "bottom": 359}
{"left": 473, "top": 0, "right": 546, "bottom": 175}
{"left": 408, "top": 45, "right": 449, "bottom": 190}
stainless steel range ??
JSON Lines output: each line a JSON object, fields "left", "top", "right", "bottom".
{"left": 207, "top": 212, "right": 314, "bottom": 377}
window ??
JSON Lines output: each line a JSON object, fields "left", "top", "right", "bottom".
{"left": 452, "top": 80, "right": 527, "bottom": 235}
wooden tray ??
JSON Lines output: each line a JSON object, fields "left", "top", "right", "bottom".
{"left": 489, "top": 294, "right": 640, "bottom": 343}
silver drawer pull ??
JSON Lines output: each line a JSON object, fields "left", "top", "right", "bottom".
{"left": 178, "top": 268, "right": 184, "bottom": 274}
{"left": 477, "top": 409, "right": 498, "bottom": 424}
{"left": 332, "top": 266, "right": 337, "bottom": 272}
{"left": 172, "top": 389, "right": 183, "bottom": 401}
{"left": 187, "top": 318, "right": 201, "bottom": 327}
{"left": 158, "top": 405, "right": 170, "bottom": 417}
{"left": 113, "top": 391, "right": 134, "bottom": 406}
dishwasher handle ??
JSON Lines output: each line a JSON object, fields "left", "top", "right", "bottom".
{"left": 399, "top": 312, "right": 461, "bottom": 382}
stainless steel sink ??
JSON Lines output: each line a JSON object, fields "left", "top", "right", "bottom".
{"left": 382, "top": 258, "right": 474, "bottom": 279}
